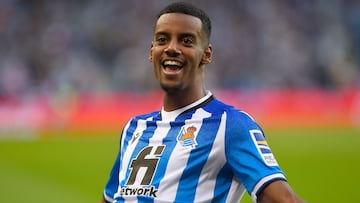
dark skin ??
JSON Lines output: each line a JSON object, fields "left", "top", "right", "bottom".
{"left": 149, "top": 13, "right": 306, "bottom": 203}
{"left": 149, "top": 13, "right": 211, "bottom": 112}
{"left": 102, "top": 13, "right": 306, "bottom": 203}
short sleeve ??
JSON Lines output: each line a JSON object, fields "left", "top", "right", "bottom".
{"left": 103, "top": 150, "right": 120, "bottom": 202}
{"left": 225, "top": 110, "right": 286, "bottom": 201}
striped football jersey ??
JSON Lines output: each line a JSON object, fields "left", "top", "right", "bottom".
{"left": 104, "top": 91, "right": 286, "bottom": 203}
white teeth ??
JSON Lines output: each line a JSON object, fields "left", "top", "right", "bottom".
{"left": 163, "top": 60, "right": 182, "bottom": 66}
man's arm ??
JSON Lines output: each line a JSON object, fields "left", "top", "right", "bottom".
{"left": 101, "top": 195, "right": 111, "bottom": 203}
{"left": 257, "top": 180, "right": 306, "bottom": 203}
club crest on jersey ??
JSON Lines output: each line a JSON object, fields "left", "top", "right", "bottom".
{"left": 177, "top": 126, "right": 198, "bottom": 148}
{"left": 249, "top": 129, "right": 278, "bottom": 166}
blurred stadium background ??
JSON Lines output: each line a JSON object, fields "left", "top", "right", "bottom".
{"left": 0, "top": 0, "right": 359, "bottom": 202}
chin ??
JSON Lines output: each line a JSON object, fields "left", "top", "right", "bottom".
{"left": 160, "top": 84, "right": 182, "bottom": 94}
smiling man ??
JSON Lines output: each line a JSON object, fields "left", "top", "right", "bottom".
{"left": 150, "top": 11, "right": 212, "bottom": 110}
{"left": 102, "top": 2, "right": 306, "bottom": 203}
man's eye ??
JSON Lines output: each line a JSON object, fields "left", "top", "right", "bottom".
{"left": 156, "top": 37, "right": 167, "bottom": 44}
{"left": 183, "top": 38, "right": 193, "bottom": 45}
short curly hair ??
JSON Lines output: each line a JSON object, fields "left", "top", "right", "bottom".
{"left": 156, "top": 2, "right": 212, "bottom": 44}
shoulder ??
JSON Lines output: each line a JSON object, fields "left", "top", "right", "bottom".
{"left": 225, "top": 109, "right": 262, "bottom": 143}
{"left": 210, "top": 99, "right": 263, "bottom": 142}
{"left": 212, "top": 98, "right": 259, "bottom": 128}
{"left": 128, "top": 111, "right": 160, "bottom": 122}
{"left": 122, "top": 111, "right": 160, "bottom": 130}
{"left": 227, "top": 109, "right": 258, "bottom": 128}
{"left": 207, "top": 98, "right": 262, "bottom": 140}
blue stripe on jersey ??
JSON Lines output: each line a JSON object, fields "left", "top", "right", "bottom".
{"left": 116, "top": 117, "right": 140, "bottom": 203}
{"left": 119, "top": 118, "right": 139, "bottom": 186}
{"left": 104, "top": 149, "right": 121, "bottom": 200}
{"left": 211, "top": 164, "right": 233, "bottom": 203}
{"left": 151, "top": 112, "right": 193, "bottom": 188}
{"left": 174, "top": 102, "right": 222, "bottom": 202}
{"left": 117, "top": 112, "right": 159, "bottom": 202}
{"left": 206, "top": 99, "right": 236, "bottom": 203}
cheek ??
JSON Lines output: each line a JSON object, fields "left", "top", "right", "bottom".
{"left": 152, "top": 61, "right": 161, "bottom": 80}
{"left": 151, "top": 48, "right": 164, "bottom": 77}
{"left": 149, "top": 46, "right": 157, "bottom": 60}
{"left": 193, "top": 52, "right": 205, "bottom": 69}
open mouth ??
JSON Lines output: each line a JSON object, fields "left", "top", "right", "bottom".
{"left": 162, "top": 60, "right": 183, "bottom": 74}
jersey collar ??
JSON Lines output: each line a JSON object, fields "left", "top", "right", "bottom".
{"left": 160, "top": 91, "right": 213, "bottom": 121}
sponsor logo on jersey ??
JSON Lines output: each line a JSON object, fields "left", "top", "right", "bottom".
{"left": 177, "top": 126, "right": 198, "bottom": 148}
{"left": 121, "top": 145, "right": 165, "bottom": 198}
{"left": 120, "top": 186, "right": 158, "bottom": 197}
{"left": 250, "top": 129, "right": 278, "bottom": 166}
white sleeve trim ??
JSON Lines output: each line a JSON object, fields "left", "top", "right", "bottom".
{"left": 103, "top": 190, "right": 115, "bottom": 203}
{"left": 251, "top": 173, "right": 286, "bottom": 202}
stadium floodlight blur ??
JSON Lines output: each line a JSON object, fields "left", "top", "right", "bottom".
{"left": 0, "top": 1, "right": 359, "bottom": 137}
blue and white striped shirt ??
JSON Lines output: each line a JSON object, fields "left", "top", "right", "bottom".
{"left": 104, "top": 92, "right": 286, "bottom": 203}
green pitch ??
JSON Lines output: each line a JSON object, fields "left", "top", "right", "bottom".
{"left": 0, "top": 128, "right": 359, "bottom": 203}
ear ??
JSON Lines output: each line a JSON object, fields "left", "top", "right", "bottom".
{"left": 201, "top": 44, "right": 212, "bottom": 65}
{"left": 148, "top": 42, "right": 154, "bottom": 62}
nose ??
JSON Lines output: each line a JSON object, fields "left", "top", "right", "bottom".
{"left": 164, "top": 40, "right": 180, "bottom": 56}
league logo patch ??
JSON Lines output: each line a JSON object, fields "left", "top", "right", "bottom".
{"left": 177, "top": 126, "right": 198, "bottom": 148}
{"left": 250, "top": 129, "right": 278, "bottom": 166}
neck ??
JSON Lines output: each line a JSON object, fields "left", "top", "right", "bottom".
{"left": 163, "top": 88, "right": 206, "bottom": 112}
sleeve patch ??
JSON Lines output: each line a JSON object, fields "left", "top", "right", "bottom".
{"left": 249, "top": 130, "right": 279, "bottom": 166}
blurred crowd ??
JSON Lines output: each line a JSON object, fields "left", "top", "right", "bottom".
{"left": 0, "top": 0, "right": 359, "bottom": 99}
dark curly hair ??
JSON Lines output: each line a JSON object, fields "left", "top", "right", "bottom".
{"left": 156, "top": 2, "right": 212, "bottom": 44}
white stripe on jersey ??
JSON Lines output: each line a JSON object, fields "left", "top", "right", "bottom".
{"left": 149, "top": 120, "right": 171, "bottom": 146}
{"left": 193, "top": 111, "right": 247, "bottom": 203}
{"left": 155, "top": 108, "right": 212, "bottom": 202}
{"left": 193, "top": 111, "right": 226, "bottom": 202}
{"left": 117, "top": 116, "right": 153, "bottom": 201}
{"left": 226, "top": 177, "right": 246, "bottom": 203}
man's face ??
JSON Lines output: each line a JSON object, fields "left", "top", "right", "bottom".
{"left": 149, "top": 13, "right": 212, "bottom": 94}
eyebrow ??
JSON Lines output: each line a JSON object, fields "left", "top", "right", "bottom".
{"left": 155, "top": 31, "right": 198, "bottom": 40}
{"left": 179, "top": 33, "right": 197, "bottom": 39}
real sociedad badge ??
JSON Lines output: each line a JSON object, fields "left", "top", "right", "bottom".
{"left": 177, "top": 126, "right": 198, "bottom": 148}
